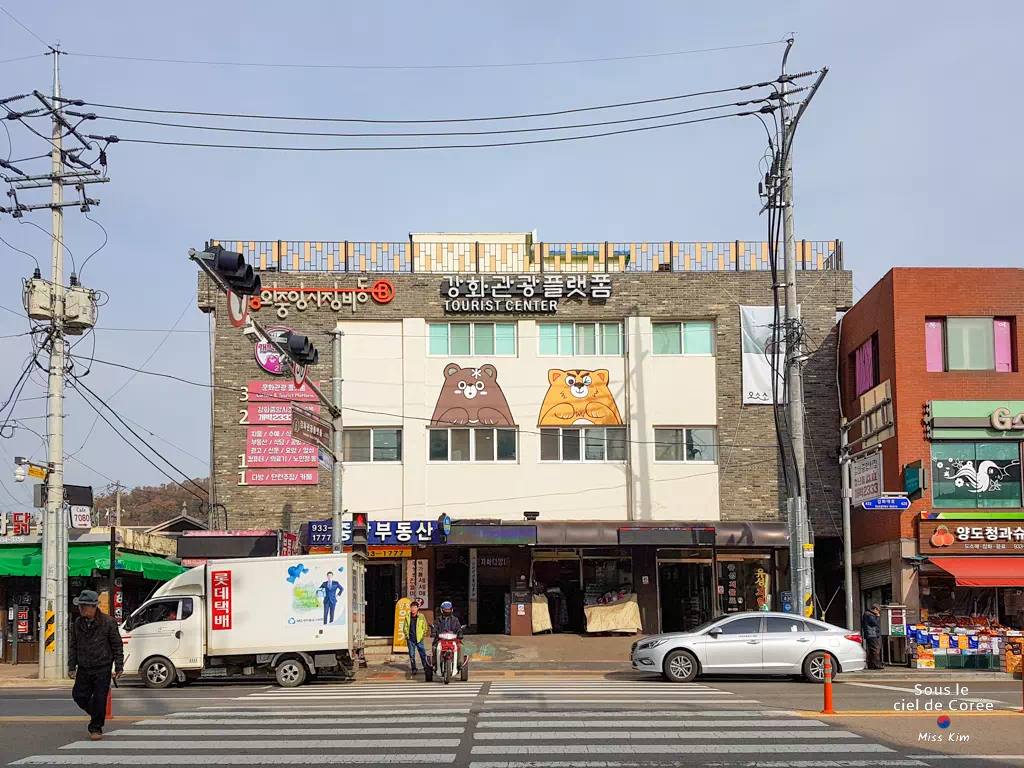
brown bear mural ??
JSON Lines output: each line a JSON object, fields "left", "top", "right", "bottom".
{"left": 538, "top": 368, "right": 623, "bottom": 426}
{"left": 430, "top": 363, "right": 516, "bottom": 426}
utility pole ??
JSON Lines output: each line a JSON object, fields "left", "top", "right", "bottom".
{"left": 43, "top": 48, "right": 67, "bottom": 680}
{"left": 778, "top": 39, "right": 828, "bottom": 619}
{"left": 108, "top": 482, "right": 121, "bottom": 613}
{"left": 331, "top": 330, "right": 344, "bottom": 553}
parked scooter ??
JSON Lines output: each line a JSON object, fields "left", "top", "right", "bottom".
{"left": 425, "top": 631, "right": 468, "bottom": 684}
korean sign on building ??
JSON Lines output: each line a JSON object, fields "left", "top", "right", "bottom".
{"left": 920, "top": 519, "right": 1024, "bottom": 554}
{"left": 309, "top": 519, "right": 442, "bottom": 547}
{"left": 211, "top": 570, "right": 232, "bottom": 630}
{"left": 245, "top": 426, "right": 319, "bottom": 467}
{"left": 851, "top": 451, "right": 883, "bottom": 507}
{"left": 250, "top": 278, "right": 395, "bottom": 320}
{"left": 239, "top": 469, "right": 318, "bottom": 486}
{"left": 247, "top": 380, "right": 321, "bottom": 403}
{"left": 243, "top": 402, "right": 321, "bottom": 425}
{"left": 0, "top": 511, "right": 32, "bottom": 538}
{"left": 441, "top": 274, "right": 613, "bottom": 313}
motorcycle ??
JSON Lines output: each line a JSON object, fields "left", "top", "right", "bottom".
{"left": 425, "top": 631, "right": 468, "bottom": 684}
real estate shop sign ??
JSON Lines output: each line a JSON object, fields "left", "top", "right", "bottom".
{"left": 441, "top": 274, "right": 612, "bottom": 313}
{"left": 309, "top": 519, "right": 443, "bottom": 547}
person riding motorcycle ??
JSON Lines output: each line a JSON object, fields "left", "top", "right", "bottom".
{"left": 431, "top": 600, "right": 463, "bottom": 639}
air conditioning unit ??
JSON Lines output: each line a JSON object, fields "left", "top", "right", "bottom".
{"left": 25, "top": 278, "right": 54, "bottom": 321}
{"left": 64, "top": 285, "right": 97, "bottom": 334}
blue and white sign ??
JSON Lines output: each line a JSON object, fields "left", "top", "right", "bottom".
{"left": 309, "top": 519, "right": 442, "bottom": 547}
{"left": 439, "top": 514, "right": 452, "bottom": 536}
{"left": 862, "top": 496, "right": 911, "bottom": 511}
{"left": 781, "top": 590, "right": 793, "bottom": 614}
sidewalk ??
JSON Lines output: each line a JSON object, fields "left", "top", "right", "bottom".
{"left": 0, "top": 664, "right": 72, "bottom": 688}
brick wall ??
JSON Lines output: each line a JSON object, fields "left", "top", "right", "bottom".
{"left": 840, "top": 268, "right": 1024, "bottom": 549}
{"left": 202, "top": 269, "right": 852, "bottom": 533}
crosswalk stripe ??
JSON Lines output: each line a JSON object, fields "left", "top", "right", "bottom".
{"left": 470, "top": 744, "right": 896, "bottom": 756}
{"left": 477, "top": 710, "right": 799, "bottom": 718}
{"left": 481, "top": 698, "right": 760, "bottom": 704}
{"left": 473, "top": 730, "right": 862, "bottom": 741}
{"left": 244, "top": 686, "right": 483, "bottom": 693}
{"left": 13, "top": 757, "right": 456, "bottom": 765}
{"left": 476, "top": 719, "right": 825, "bottom": 729}
{"left": 244, "top": 693, "right": 479, "bottom": 700}
{"left": 468, "top": 761, "right": 926, "bottom": 768}
{"left": 109, "top": 727, "right": 467, "bottom": 736}
{"left": 183, "top": 707, "right": 472, "bottom": 715}
{"left": 58, "top": 738, "right": 462, "bottom": 750}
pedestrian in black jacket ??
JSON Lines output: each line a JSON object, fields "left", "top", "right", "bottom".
{"left": 861, "top": 604, "right": 883, "bottom": 669}
{"left": 69, "top": 589, "right": 124, "bottom": 740}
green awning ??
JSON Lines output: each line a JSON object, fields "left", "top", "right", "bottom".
{"left": 0, "top": 544, "right": 184, "bottom": 581}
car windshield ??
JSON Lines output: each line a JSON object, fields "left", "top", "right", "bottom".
{"left": 687, "top": 618, "right": 724, "bottom": 634}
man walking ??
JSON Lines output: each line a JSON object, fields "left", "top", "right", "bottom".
{"left": 861, "top": 603, "right": 883, "bottom": 670}
{"left": 319, "top": 571, "right": 344, "bottom": 625}
{"left": 69, "top": 589, "right": 123, "bottom": 741}
{"left": 402, "top": 601, "right": 429, "bottom": 675}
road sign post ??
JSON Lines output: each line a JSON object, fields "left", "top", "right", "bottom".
{"left": 291, "top": 405, "right": 333, "bottom": 457}
{"left": 862, "top": 496, "right": 911, "bottom": 511}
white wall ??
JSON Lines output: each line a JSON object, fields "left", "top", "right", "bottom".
{"left": 336, "top": 317, "right": 718, "bottom": 522}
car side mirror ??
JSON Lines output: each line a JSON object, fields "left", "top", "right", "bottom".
{"left": 708, "top": 627, "right": 723, "bottom": 637}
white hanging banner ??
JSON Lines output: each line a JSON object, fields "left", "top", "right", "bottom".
{"left": 740, "top": 305, "right": 799, "bottom": 405}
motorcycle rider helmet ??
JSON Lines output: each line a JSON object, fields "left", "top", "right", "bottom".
{"left": 440, "top": 601, "right": 453, "bottom": 617}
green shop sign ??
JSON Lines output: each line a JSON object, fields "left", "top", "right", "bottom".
{"left": 927, "top": 400, "right": 1024, "bottom": 441}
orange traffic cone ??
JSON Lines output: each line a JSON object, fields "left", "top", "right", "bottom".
{"left": 105, "top": 686, "right": 113, "bottom": 721}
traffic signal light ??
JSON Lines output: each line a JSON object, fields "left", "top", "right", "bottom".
{"left": 351, "top": 512, "right": 368, "bottom": 556}
{"left": 287, "top": 334, "right": 320, "bottom": 366}
{"left": 202, "top": 245, "right": 261, "bottom": 296}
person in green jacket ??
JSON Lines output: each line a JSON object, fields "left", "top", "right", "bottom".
{"left": 403, "top": 601, "right": 429, "bottom": 674}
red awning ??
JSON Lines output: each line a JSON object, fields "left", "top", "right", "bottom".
{"left": 929, "top": 557, "right": 1024, "bottom": 587}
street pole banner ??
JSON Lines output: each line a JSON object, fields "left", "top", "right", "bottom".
{"left": 740, "top": 305, "right": 800, "bottom": 405}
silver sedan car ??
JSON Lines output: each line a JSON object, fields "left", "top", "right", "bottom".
{"left": 631, "top": 611, "right": 867, "bottom": 683}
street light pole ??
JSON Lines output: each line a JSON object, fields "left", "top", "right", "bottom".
{"left": 331, "top": 330, "right": 344, "bottom": 553}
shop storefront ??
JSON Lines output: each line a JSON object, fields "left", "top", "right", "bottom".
{"left": 1, "top": 536, "right": 185, "bottom": 664}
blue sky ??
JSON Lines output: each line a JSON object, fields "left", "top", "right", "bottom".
{"left": 1, "top": 1, "right": 1021, "bottom": 508}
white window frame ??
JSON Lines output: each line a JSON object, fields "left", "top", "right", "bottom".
{"left": 427, "top": 427, "right": 519, "bottom": 463}
{"left": 341, "top": 427, "right": 403, "bottom": 463}
{"left": 539, "top": 426, "right": 628, "bottom": 463}
{"left": 651, "top": 320, "right": 716, "bottom": 356}
{"left": 653, "top": 426, "right": 718, "bottom": 464}
{"left": 537, "top": 322, "right": 623, "bottom": 356}
{"left": 428, "top": 322, "right": 517, "bottom": 357}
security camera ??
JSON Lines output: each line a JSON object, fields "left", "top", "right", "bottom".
{"left": 14, "top": 465, "right": 26, "bottom": 483}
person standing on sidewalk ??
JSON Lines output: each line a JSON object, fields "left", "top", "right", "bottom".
{"left": 861, "top": 604, "right": 883, "bottom": 669}
{"left": 69, "top": 590, "right": 123, "bottom": 741}
{"left": 402, "top": 601, "right": 429, "bottom": 675}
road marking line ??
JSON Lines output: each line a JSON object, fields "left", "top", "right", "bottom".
{"left": 470, "top": 744, "right": 895, "bottom": 755}
{"left": 476, "top": 719, "right": 825, "bottom": 729}
{"left": 480, "top": 698, "right": 761, "bottom": 704}
{"left": 58, "top": 738, "right": 462, "bottom": 750}
{"left": 136, "top": 717, "right": 468, "bottom": 726}
{"left": 0, "top": 717, "right": 144, "bottom": 722}
{"left": 472, "top": 730, "right": 862, "bottom": 741}
{"left": 109, "top": 727, "right": 466, "bottom": 736}
{"left": 906, "top": 756, "right": 1024, "bottom": 762}
{"left": 793, "top": 710, "right": 1021, "bottom": 718}
{"left": 12, "top": 756, "right": 456, "bottom": 765}
{"left": 186, "top": 706, "right": 472, "bottom": 713}
{"left": 477, "top": 710, "right": 801, "bottom": 718}
{"left": 468, "top": 761, "right": 926, "bottom": 768}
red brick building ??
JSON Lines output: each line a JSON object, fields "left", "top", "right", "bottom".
{"left": 839, "top": 268, "right": 1024, "bottom": 628}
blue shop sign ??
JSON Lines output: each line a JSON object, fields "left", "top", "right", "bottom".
{"left": 309, "top": 519, "right": 442, "bottom": 547}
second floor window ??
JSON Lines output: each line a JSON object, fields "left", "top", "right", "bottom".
{"left": 654, "top": 427, "right": 718, "bottom": 463}
{"left": 538, "top": 322, "right": 623, "bottom": 356}
{"left": 540, "top": 427, "right": 627, "bottom": 462}
{"left": 342, "top": 428, "right": 402, "bottom": 462}
{"left": 429, "top": 427, "right": 517, "bottom": 462}
{"left": 429, "top": 322, "right": 516, "bottom": 356}
{"left": 926, "top": 317, "right": 1014, "bottom": 372}
{"left": 652, "top": 321, "right": 715, "bottom": 355}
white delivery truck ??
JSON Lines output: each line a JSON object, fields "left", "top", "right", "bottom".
{"left": 121, "top": 553, "right": 366, "bottom": 688}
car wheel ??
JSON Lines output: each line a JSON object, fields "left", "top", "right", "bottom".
{"left": 275, "top": 658, "right": 307, "bottom": 688}
{"left": 803, "top": 651, "right": 835, "bottom": 683}
{"left": 141, "top": 657, "right": 175, "bottom": 689}
{"left": 662, "top": 650, "right": 698, "bottom": 683}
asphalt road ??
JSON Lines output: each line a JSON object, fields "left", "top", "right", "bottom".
{"left": 1, "top": 676, "right": 1022, "bottom": 767}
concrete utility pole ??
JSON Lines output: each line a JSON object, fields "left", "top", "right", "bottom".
{"left": 331, "top": 330, "right": 344, "bottom": 553}
{"left": 42, "top": 49, "right": 67, "bottom": 680}
{"left": 108, "top": 482, "right": 121, "bottom": 608}
{"left": 779, "top": 38, "right": 816, "bottom": 619}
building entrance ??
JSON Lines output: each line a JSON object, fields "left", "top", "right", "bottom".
{"left": 365, "top": 562, "right": 399, "bottom": 637}
{"left": 658, "top": 559, "right": 715, "bottom": 633}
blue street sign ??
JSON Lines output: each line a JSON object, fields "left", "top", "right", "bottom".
{"left": 862, "top": 496, "right": 911, "bottom": 511}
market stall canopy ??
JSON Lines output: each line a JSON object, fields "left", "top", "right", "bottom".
{"left": 0, "top": 544, "right": 184, "bottom": 580}
{"left": 929, "top": 557, "right": 1024, "bottom": 587}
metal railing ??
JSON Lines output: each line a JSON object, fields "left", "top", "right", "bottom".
{"left": 211, "top": 239, "right": 843, "bottom": 274}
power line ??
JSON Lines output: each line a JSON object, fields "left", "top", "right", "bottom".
{"left": 68, "top": 351, "right": 779, "bottom": 452}
{"left": 89, "top": 108, "right": 773, "bottom": 153}
{"left": 0, "top": 5, "right": 50, "bottom": 48}
{"left": 75, "top": 77, "right": 802, "bottom": 125}
{"left": 64, "top": 39, "right": 784, "bottom": 72}
{"left": 67, "top": 376, "right": 207, "bottom": 501}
